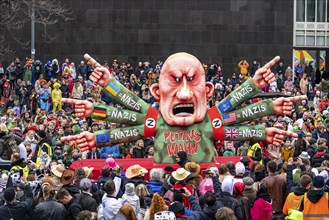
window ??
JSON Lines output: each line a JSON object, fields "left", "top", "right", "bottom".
{"left": 307, "top": 0, "right": 315, "bottom": 22}
{"left": 297, "top": 0, "right": 306, "bottom": 21}
{"left": 317, "top": 0, "right": 326, "bottom": 22}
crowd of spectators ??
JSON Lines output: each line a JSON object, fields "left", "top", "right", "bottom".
{"left": 0, "top": 56, "right": 328, "bottom": 219}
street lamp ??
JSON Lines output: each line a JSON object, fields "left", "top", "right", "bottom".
{"left": 31, "top": 0, "right": 35, "bottom": 59}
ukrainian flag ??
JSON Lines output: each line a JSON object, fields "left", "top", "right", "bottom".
{"left": 105, "top": 82, "right": 120, "bottom": 96}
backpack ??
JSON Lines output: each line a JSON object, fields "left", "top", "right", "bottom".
{"left": 285, "top": 194, "right": 304, "bottom": 220}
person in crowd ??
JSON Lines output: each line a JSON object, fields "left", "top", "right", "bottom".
{"left": 184, "top": 169, "right": 223, "bottom": 220}
{"left": 102, "top": 179, "right": 122, "bottom": 219}
{"left": 0, "top": 182, "right": 33, "bottom": 219}
{"left": 250, "top": 182, "right": 273, "bottom": 220}
{"left": 144, "top": 193, "right": 167, "bottom": 220}
{"left": 33, "top": 185, "right": 67, "bottom": 220}
{"left": 100, "top": 144, "right": 120, "bottom": 159}
{"left": 176, "top": 151, "right": 189, "bottom": 168}
{"left": 146, "top": 168, "right": 165, "bottom": 194}
{"left": 56, "top": 188, "right": 82, "bottom": 220}
{"left": 132, "top": 139, "right": 145, "bottom": 158}
{"left": 299, "top": 175, "right": 329, "bottom": 218}
{"left": 119, "top": 182, "right": 140, "bottom": 215}
{"left": 74, "top": 178, "right": 98, "bottom": 212}
{"left": 261, "top": 161, "right": 287, "bottom": 218}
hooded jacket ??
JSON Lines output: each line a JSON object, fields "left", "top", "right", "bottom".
{"left": 102, "top": 194, "right": 122, "bottom": 220}
{"left": 177, "top": 151, "right": 189, "bottom": 168}
{"left": 119, "top": 183, "right": 140, "bottom": 215}
{"left": 282, "top": 185, "right": 308, "bottom": 216}
{"left": 187, "top": 176, "right": 223, "bottom": 220}
{"left": 250, "top": 193, "right": 273, "bottom": 220}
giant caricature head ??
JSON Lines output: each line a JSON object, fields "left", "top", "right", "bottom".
{"left": 150, "top": 52, "right": 214, "bottom": 126}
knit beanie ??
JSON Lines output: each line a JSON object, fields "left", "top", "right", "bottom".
{"left": 125, "top": 183, "right": 136, "bottom": 196}
{"left": 313, "top": 176, "right": 325, "bottom": 189}
{"left": 221, "top": 177, "right": 233, "bottom": 194}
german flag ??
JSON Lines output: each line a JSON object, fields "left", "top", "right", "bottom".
{"left": 93, "top": 106, "right": 107, "bottom": 117}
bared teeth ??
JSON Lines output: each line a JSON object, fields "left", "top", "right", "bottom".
{"left": 174, "top": 104, "right": 194, "bottom": 109}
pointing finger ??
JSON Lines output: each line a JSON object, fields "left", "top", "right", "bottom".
{"left": 84, "top": 54, "right": 101, "bottom": 68}
{"left": 289, "top": 95, "right": 307, "bottom": 102}
{"left": 62, "top": 98, "right": 78, "bottom": 105}
{"left": 263, "top": 56, "right": 280, "bottom": 70}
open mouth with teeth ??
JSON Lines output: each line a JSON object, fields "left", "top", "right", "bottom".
{"left": 173, "top": 103, "right": 194, "bottom": 115}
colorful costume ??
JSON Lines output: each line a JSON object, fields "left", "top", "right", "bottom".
{"left": 52, "top": 82, "right": 62, "bottom": 112}
{"left": 39, "top": 87, "right": 51, "bottom": 112}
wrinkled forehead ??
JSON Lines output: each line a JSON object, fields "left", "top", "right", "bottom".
{"left": 161, "top": 52, "right": 204, "bottom": 75}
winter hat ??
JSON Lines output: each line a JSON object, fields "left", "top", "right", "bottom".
{"left": 168, "top": 201, "right": 186, "bottom": 216}
{"left": 221, "top": 177, "right": 233, "bottom": 194}
{"left": 176, "top": 151, "right": 187, "bottom": 163}
{"left": 3, "top": 187, "right": 15, "bottom": 202}
{"left": 235, "top": 162, "right": 245, "bottom": 175}
{"left": 243, "top": 177, "right": 254, "bottom": 190}
{"left": 37, "top": 130, "right": 46, "bottom": 139}
{"left": 313, "top": 176, "right": 325, "bottom": 189}
{"left": 106, "top": 158, "right": 117, "bottom": 168}
{"left": 208, "top": 166, "right": 219, "bottom": 176}
{"left": 80, "top": 178, "right": 92, "bottom": 190}
{"left": 199, "top": 178, "right": 214, "bottom": 195}
{"left": 125, "top": 183, "right": 136, "bottom": 196}
{"left": 154, "top": 211, "right": 176, "bottom": 220}
{"left": 233, "top": 182, "right": 245, "bottom": 197}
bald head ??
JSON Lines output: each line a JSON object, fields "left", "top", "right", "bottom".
{"left": 161, "top": 52, "right": 205, "bottom": 76}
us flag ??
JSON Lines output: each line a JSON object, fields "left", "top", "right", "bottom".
{"left": 223, "top": 113, "right": 237, "bottom": 124}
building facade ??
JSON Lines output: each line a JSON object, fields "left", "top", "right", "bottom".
{"left": 5, "top": 0, "right": 294, "bottom": 74}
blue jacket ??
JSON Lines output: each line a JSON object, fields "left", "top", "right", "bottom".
{"left": 146, "top": 181, "right": 162, "bottom": 194}
{"left": 100, "top": 145, "right": 120, "bottom": 158}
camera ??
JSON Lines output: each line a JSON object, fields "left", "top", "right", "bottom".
{"left": 174, "top": 188, "right": 185, "bottom": 193}
{"left": 202, "top": 170, "right": 211, "bottom": 175}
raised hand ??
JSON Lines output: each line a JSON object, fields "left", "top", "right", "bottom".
{"left": 84, "top": 54, "right": 112, "bottom": 87}
{"left": 273, "top": 95, "right": 307, "bottom": 115}
{"left": 62, "top": 98, "right": 93, "bottom": 117}
{"left": 253, "top": 56, "right": 280, "bottom": 89}
{"left": 60, "top": 131, "right": 96, "bottom": 152}
{"left": 265, "top": 128, "right": 297, "bottom": 147}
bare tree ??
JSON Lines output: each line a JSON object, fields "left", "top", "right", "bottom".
{"left": 0, "top": 0, "right": 73, "bottom": 57}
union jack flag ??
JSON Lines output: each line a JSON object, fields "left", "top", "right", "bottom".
{"left": 225, "top": 128, "right": 239, "bottom": 139}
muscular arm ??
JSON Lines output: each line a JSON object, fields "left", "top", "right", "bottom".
{"left": 101, "top": 78, "right": 149, "bottom": 113}
{"left": 85, "top": 54, "right": 149, "bottom": 113}
{"left": 217, "top": 78, "right": 260, "bottom": 113}
{"left": 94, "top": 125, "right": 145, "bottom": 147}
{"left": 223, "top": 99, "right": 274, "bottom": 125}
{"left": 91, "top": 103, "right": 145, "bottom": 125}
{"left": 224, "top": 125, "right": 266, "bottom": 141}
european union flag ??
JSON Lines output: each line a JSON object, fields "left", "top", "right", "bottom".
{"left": 96, "top": 133, "right": 111, "bottom": 144}
{"left": 218, "top": 100, "right": 232, "bottom": 113}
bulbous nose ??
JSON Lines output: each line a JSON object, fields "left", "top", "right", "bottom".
{"left": 176, "top": 77, "right": 193, "bottom": 100}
